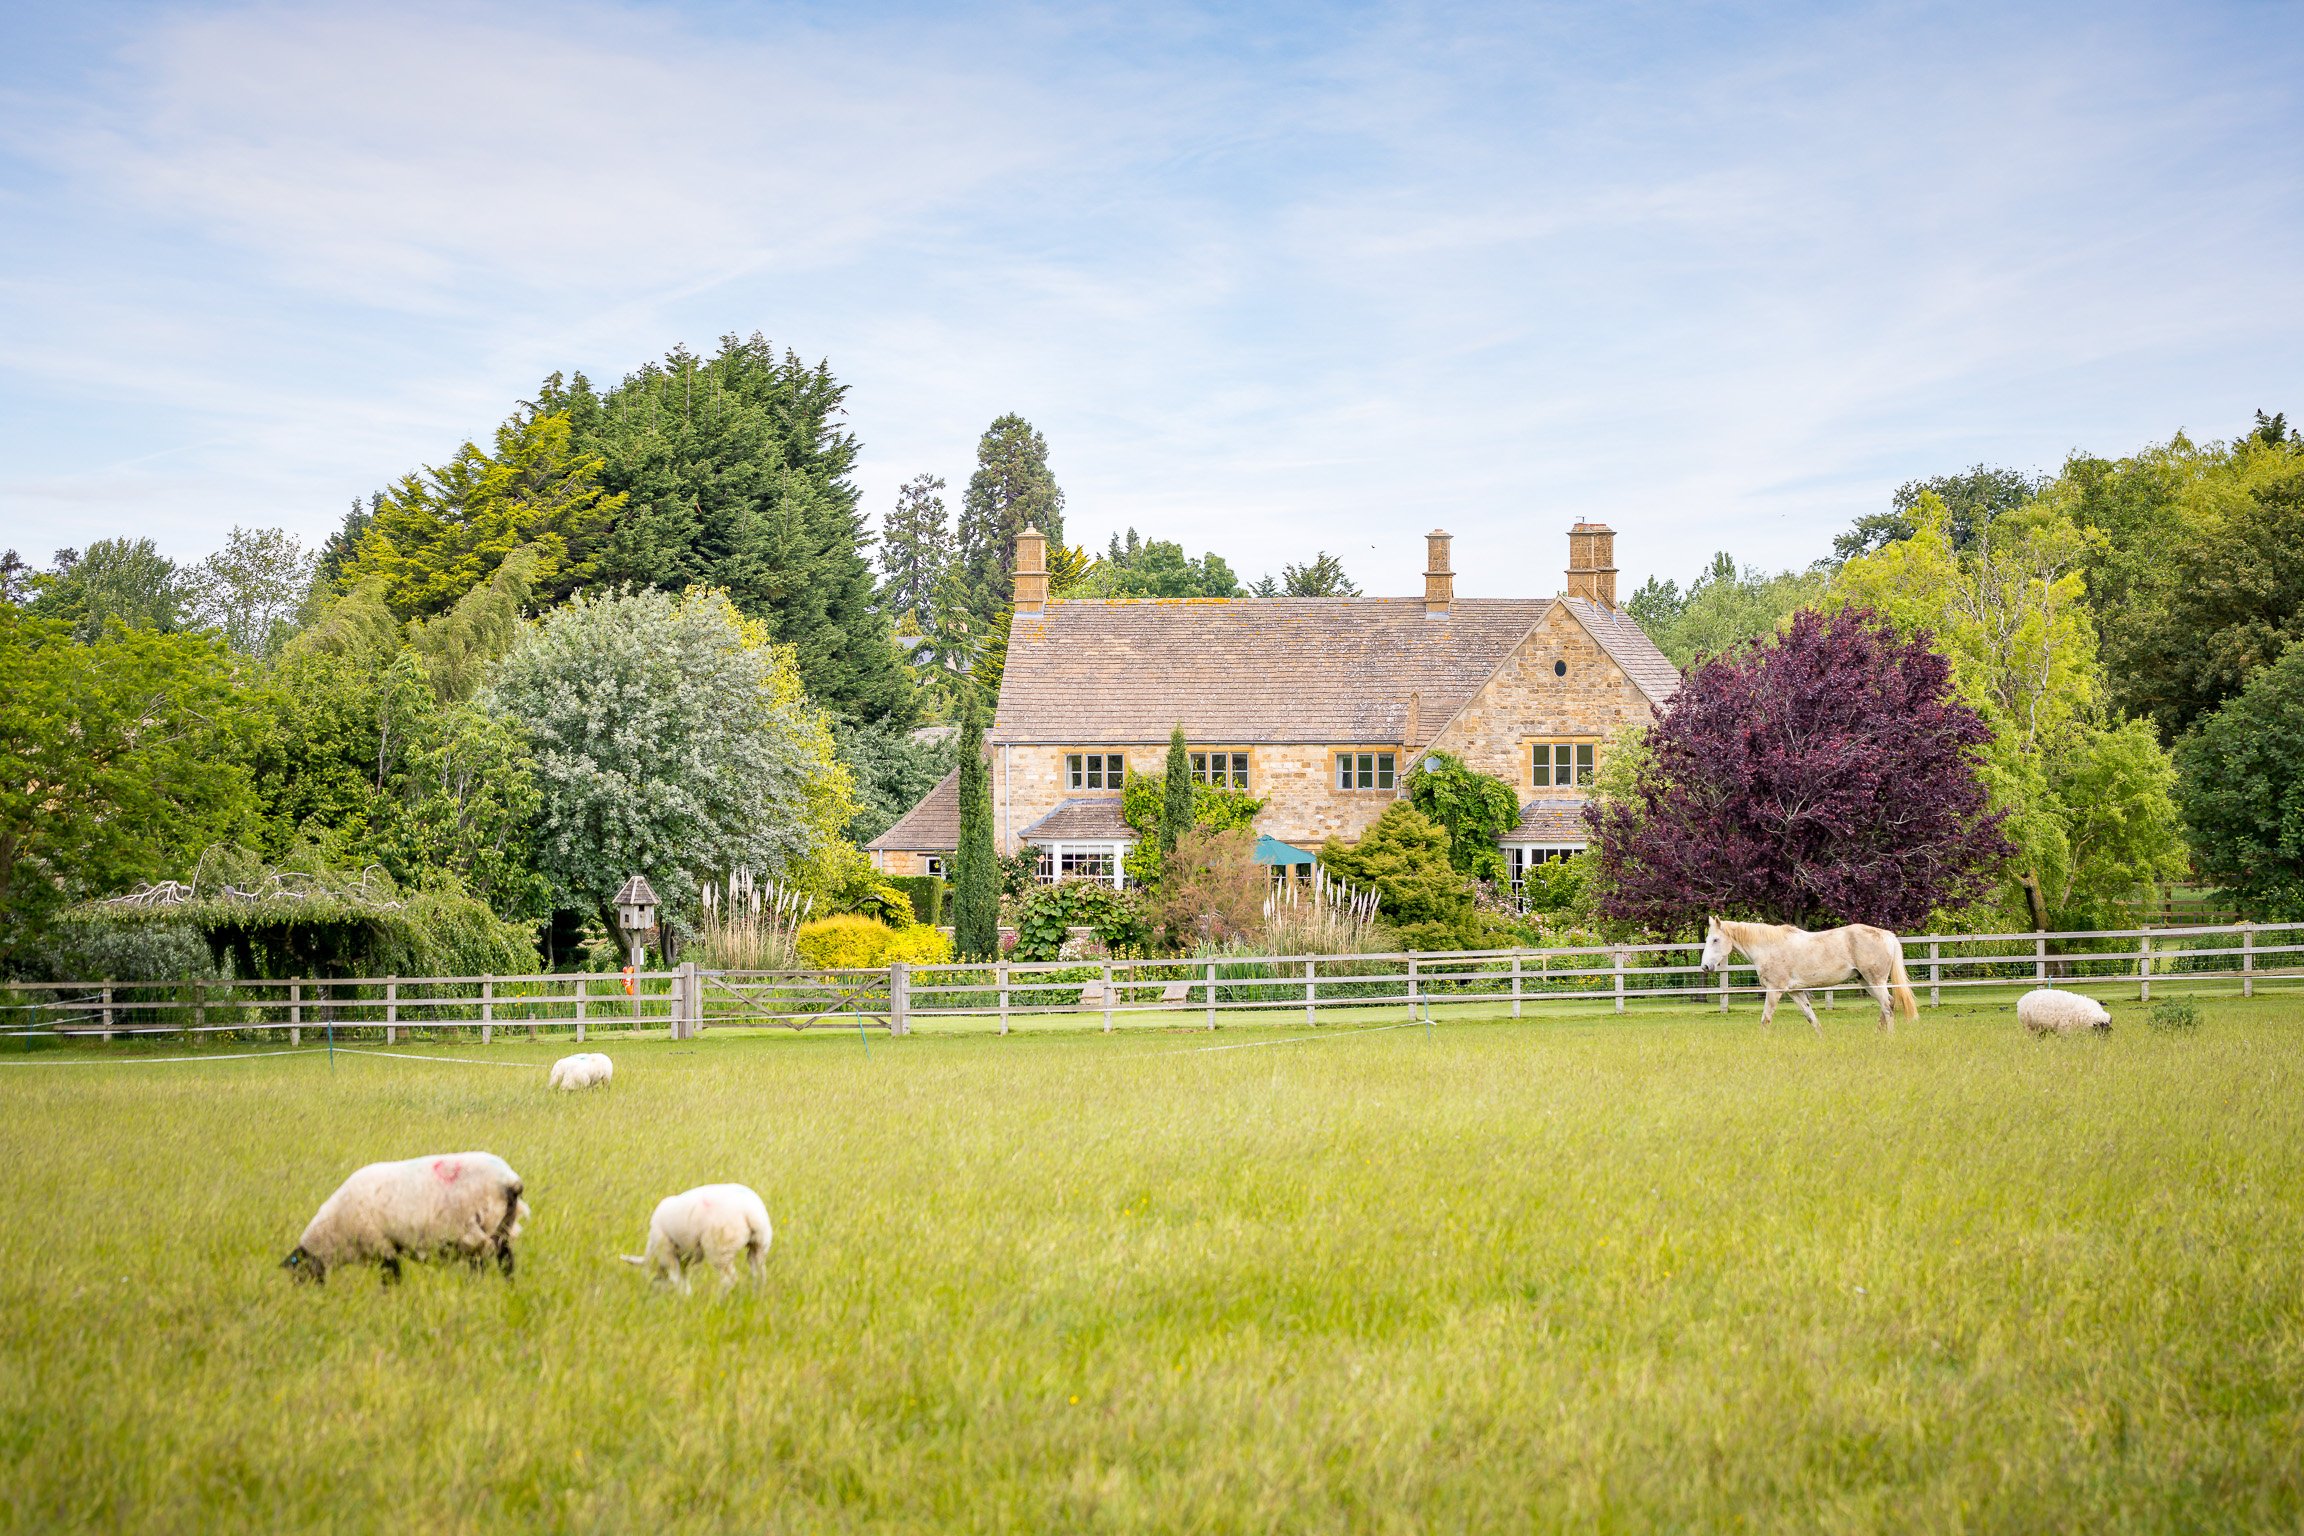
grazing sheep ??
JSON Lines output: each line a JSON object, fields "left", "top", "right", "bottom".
{"left": 622, "top": 1184, "right": 772, "bottom": 1294}
{"left": 549, "top": 1052, "right": 614, "bottom": 1091}
{"left": 282, "top": 1152, "right": 530, "bottom": 1286}
{"left": 2018, "top": 987, "right": 2113, "bottom": 1036}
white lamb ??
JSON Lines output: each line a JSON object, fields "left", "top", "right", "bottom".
{"left": 622, "top": 1184, "right": 773, "bottom": 1294}
{"left": 2018, "top": 987, "right": 2113, "bottom": 1036}
{"left": 282, "top": 1152, "right": 530, "bottom": 1286}
{"left": 548, "top": 1052, "right": 614, "bottom": 1091}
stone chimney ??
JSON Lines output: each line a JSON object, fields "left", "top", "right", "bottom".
{"left": 1565, "top": 522, "right": 1617, "bottom": 608}
{"left": 1424, "top": 529, "right": 1454, "bottom": 615}
{"left": 1013, "top": 525, "right": 1048, "bottom": 613}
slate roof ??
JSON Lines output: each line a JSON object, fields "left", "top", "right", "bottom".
{"left": 864, "top": 769, "right": 959, "bottom": 852}
{"left": 1567, "top": 599, "right": 1681, "bottom": 708}
{"left": 989, "top": 596, "right": 1676, "bottom": 745}
{"left": 1018, "top": 799, "right": 1135, "bottom": 841}
{"left": 1504, "top": 798, "right": 1593, "bottom": 844}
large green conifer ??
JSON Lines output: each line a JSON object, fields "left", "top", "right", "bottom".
{"left": 956, "top": 414, "right": 1064, "bottom": 627}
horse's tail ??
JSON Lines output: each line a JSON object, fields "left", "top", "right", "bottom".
{"left": 1888, "top": 942, "right": 1919, "bottom": 1019}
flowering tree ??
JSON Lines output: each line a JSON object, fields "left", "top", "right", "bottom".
{"left": 1589, "top": 606, "right": 2009, "bottom": 934}
{"left": 487, "top": 586, "right": 852, "bottom": 942}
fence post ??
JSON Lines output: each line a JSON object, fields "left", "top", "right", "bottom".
{"left": 481, "top": 975, "right": 494, "bottom": 1045}
{"left": 2035, "top": 936, "right": 2047, "bottom": 983}
{"left": 385, "top": 978, "right": 398, "bottom": 1044}
{"left": 290, "top": 980, "right": 302, "bottom": 1046}
{"left": 1720, "top": 961, "right": 1730, "bottom": 1013}
{"left": 1613, "top": 949, "right": 1626, "bottom": 1014}
{"left": 1407, "top": 954, "right": 1419, "bottom": 1020}
{"left": 2243, "top": 924, "right": 2255, "bottom": 999}
{"left": 997, "top": 962, "right": 1010, "bottom": 1036}
{"left": 681, "top": 960, "right": 698, "bottom": 1039}
{"left": 1207, "top": 960, "right": 1217, "bottom": 1031}
{"left": 2139, "top": 932, "right": 2152, "bottom": 1003}
{"left": 573, "top": 977, "right": 584, "bottom": 1044}
{"left": 1929, "top": 941, "right": 1941, "bottom": 1008}
{"left": 889, "top": 962, "right": 910, "bottom": 1038}
{"left": 1305, "top": 958, "right": 1316, "bottom": 1026}
{"left": 190, "top": 981, "right": 202, "bottom": 1045}
{"left": 101, "top": 985, "right": 114, "bottom": 1043}
{"left": 1511, "top": 954, "right": 1523, "bottom": 1019}
{"left": 1101, "top": 961, "right": 1114, "bottom": 1034}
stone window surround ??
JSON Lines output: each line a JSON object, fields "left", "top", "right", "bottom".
{"left": 1190, "top": 748, "right": 1252, "bottom": 789}
{"left": 1334, "top": 750, "right": 1398, "bottom": 791}
{"left": 1064, "top": 751, "right": 1128, "bottom": 792}
{"left": 1527, "top": 737, "right": 1599, "bottom": 789}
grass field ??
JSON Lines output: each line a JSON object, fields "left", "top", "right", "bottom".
{"left": 3, "top": 995, "right": 2302, "bottom": 1532}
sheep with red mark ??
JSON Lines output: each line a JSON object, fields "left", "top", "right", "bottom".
{"left": 282, "top": 1152, "right": 530, "bottom": 1286}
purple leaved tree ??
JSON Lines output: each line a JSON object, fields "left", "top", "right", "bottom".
{"left": 1590, "top": 606, "right": 2009, "bottom": 934}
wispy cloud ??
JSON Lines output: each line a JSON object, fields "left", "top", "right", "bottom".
{"left": 1, "top": 0, "right": 2298, "bottom": 591}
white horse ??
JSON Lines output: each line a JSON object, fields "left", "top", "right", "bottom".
{"left": 1700, "top": 917, "right": 1918, "bottom": 1033}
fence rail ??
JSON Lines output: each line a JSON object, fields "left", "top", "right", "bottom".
{"left": 6, "top": 921, "right": 2298, "bottom": 1046}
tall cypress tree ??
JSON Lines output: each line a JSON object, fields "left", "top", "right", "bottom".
{"left": 956, "top": 414, "right": 1064, "bottom": 627}
{"left": 952, "top": 693, "right": 999, "bottom": 960}
{"left": 547, "top": 338, "right": 916, "bottom": 725}
{"left": 1160, "top": 725, "right": 1193, "bottom": 857}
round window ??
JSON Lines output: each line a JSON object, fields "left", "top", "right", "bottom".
{"left": 1553, "top": 659, "right": 1567, "bottom": 677}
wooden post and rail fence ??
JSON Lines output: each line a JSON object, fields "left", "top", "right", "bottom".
{"left": 3, "top": 921, "right": 2296, "bottom": 1047}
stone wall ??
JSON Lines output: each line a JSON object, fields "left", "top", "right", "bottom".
{"left": 1425, "top": 604, "right": 1659, "bottom": 809}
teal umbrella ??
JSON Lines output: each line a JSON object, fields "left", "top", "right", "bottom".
{"left": 1252, "top": 834, "right": 1317, "bottom": 867}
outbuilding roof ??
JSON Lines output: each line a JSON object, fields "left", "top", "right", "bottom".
{"left": 864, "top": 769, "right": 960, "bottom": 852}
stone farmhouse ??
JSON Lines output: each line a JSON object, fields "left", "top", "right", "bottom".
{"left": 867, "top": 524, "right": 1679, "bottom": 888}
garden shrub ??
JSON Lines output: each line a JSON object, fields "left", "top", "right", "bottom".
{"left": 885, "top": 925, "right": 953, "bottom": 965}
{"left": 2148, "top": 996, "right": 2201, "bottom": 1032}
{"left": 1320, "top": 804, "right": 1485, "bottom": 949}
{"left": 1010, "top": 881, "right": 1147, "bottom": 962}
{"left": 1150, "top": 827, "right": 1266, "bottom": 947}
{"left": 887, "top": 875, "right": 943, "bottom": 927}
{"left": 796, "top": 914, "right": 900, "bottom": 969}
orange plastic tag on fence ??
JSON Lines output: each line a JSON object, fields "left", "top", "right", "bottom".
{"left": 621, "top": 966, "right": 636, "bottom": 996}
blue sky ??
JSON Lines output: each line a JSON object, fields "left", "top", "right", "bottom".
{"left": 2, "top": 0, "right": 2298, "bottom": 596}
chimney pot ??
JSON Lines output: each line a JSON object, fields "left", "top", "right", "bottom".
{"left": 1013, "top": 525, "right": 1048, "bottom": 613}
{"left": 1564, "top": 521, "right": 1618, "bottom": 609}
{"left": 1424, "top": 528, "right": 1454, "bottom": 615}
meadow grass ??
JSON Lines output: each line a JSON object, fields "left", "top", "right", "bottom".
{"left": 2, "top": 993, "right": 2301, "bottom": 1532}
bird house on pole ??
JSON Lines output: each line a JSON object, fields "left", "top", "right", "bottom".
{"left": 613, "top": 875, "right": 659, "bottom": 936}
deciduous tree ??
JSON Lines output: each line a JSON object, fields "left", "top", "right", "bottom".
{"left": 0, "top": 609, "right": 258, "bottom": 969}
{"left": 1590, "top": 606, "right": 2008, "bottom": 934}
{"left": 2176, "top": 646, "right": 2304, "bottom": 919}
{"left": 486, "top": 586, "right": 852, "bottom": 942}
{"left": 188, "top": 527, "right": 317, "bottom": 659}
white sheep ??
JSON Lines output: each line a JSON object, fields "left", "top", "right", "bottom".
{"left": 2018, "top": 987, "right": 2113, "bottom": 1036}
{"left": 548, "top": 1052, "right": 614, "bottom": 1091}
{"left": 622, "top": 1184, "right": 772, "bottom": 1294}
{"left": 282, "top": 1152, "right": 530, "bottom": 1286}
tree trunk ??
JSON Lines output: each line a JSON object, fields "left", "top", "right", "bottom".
{"left": 2020, "top": 869, "right": 2057, "bottom": 976}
